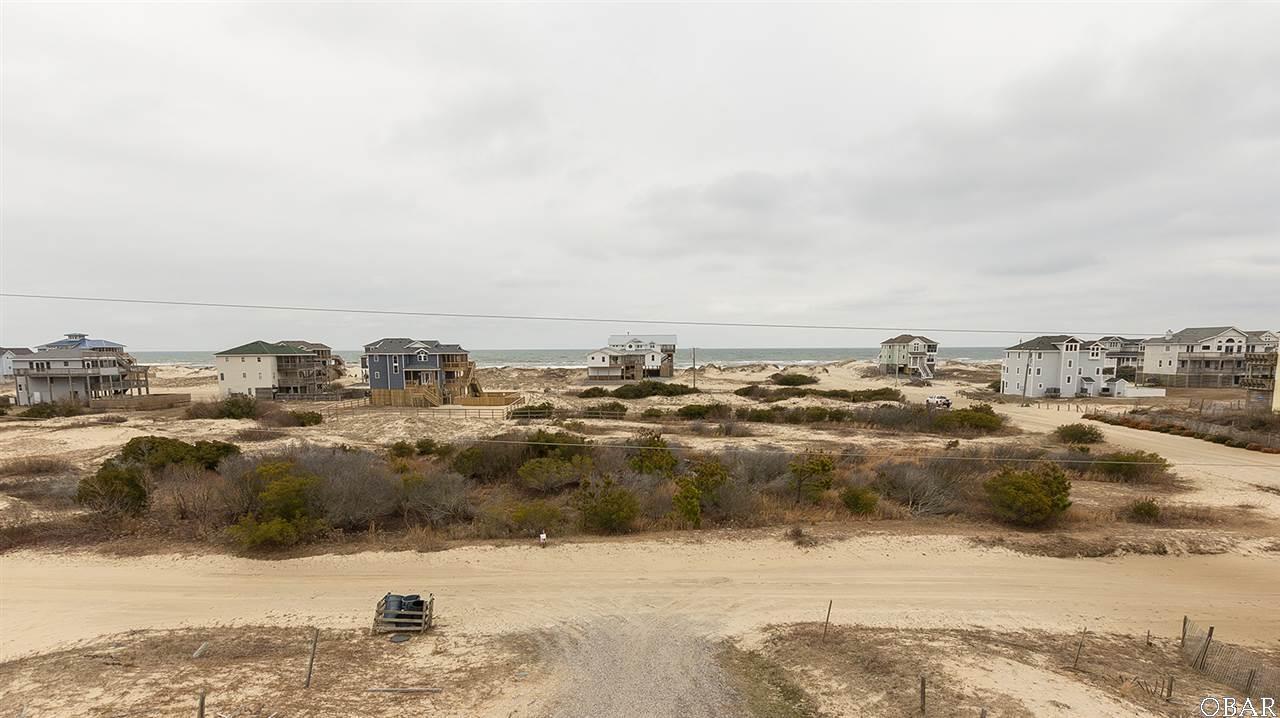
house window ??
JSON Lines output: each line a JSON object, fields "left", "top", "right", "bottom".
{"left": 1067, "top": 360, "right": 1073, "bottom": 368}
{"left": 257, "top": 357, "right": 262, "bottom": 362}
{"left": 1067, "top": 376, "right": 1072, "bottom": 383}
{"left": 1036, "top": 352, "right": 1042, "bottom": 360}
{"left": 374, "top": 372, "right": 381, "bottom": 379}
{"left": 1035, "top": 367, "right": 1041, "bottom": 376}
{"left": 241, "top": 358, "right": 245, "bottom": 362}
{"left": 242, "top": 372, "right": 246, "bottom": 378}
{"left": 1095, "top": 368, "right": 1102, "bottom": 375}
{"left": 219, "top": 373, "right": 224, "bottom": 380}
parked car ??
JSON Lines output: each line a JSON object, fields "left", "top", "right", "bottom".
{"left": 925, "top": 395, "right": 951, "bottom": 408}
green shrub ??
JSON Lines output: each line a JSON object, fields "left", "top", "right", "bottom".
{"left": 117, "top": 435, "right": 240, "bottom": 471}
{"left": 584, "top": 401, "right": 628, "bottom": 418}
{"left": 572, "top": 478, "right": 640, "bottom": 534}
{"left": 934, "top": 405, "right": 1005, "bottom": 433}
{"left": 525, "top": 429, "right": 590, "bottom": 460}
{"left": 641, "top": 407, "right": 666, "bottom": 418}
{"left": 672, "top": 478, "right": 703, "bottom": 528}
{"left": 1092, "top": 450, "right": 1171, "bottom": 483}
{"left": 610, "top": 382, "right": 700, "bottom": 399}
{"left": 676, "top": 403, "right": 730, "bottom": 420}
{"left": 1126, "top": 498, "right": 1161, "bottom": 524}
{"left": 840, "top": 485, "right": 879, "bottom": 515}
{"left": 510, "top": 402, "right": 556, "bottom": 419}
{"left": 76, "top": 460, "right": 150, "bottom": 516}
{"left": 411, "top": 438, "right": 451, "bottom": 457}
{"left": 626, "top": 431, "right": 678, "bottom": 476}
{"left": 388, "top": 440, "right": 416, "bottom": 458}
{"left": 734, "top": 386, "right": 904, "bottom": 404}
{"left": 517, "top": 455, "right": 594, "bottom": 493}
{"left": 771, "top": 372, "right": 818, "bottom": 386}
{"left": 228, "top": 463, "right": 324, "bottom": 549}
{"left": 508, "top": 499, "right": 564, "bottom": 534}
{"left": 983, "top": 465, "right": 1072, "bottom": 527}
{"left": 1053, "top": 423, "right": 1104, "bottom": 444}
{"left": 289, "top": 410, "right": 323, "bottom": 427}
{"left": 576, "top": 386, "right": 611, "bottom": 398}
{"left": 20, "top": 401, "right": 84, "bottom": 419}
{"left": 187, "top": 396, "right": 261, "bottom": 420}
{"left": 788, "top": 453, "right": 836, "bottom": 504}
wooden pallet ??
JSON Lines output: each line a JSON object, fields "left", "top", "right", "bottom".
{"left": 372, "top": 594, "right": 434, "bottom": 634}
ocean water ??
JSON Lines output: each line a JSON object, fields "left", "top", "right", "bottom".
{"left": 131, "top": 347, "right": 1003, "bottom": 369}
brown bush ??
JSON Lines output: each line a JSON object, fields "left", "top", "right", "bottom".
{"left": 0, "top": 456, "right": 74, "bottom": 477}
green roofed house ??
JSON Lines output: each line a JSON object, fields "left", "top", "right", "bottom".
{"left": 214, "top": 340, "right": 330, "bottom": 399}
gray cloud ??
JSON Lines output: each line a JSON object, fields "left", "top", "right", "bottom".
{"left": 1, "top": 3, "right": 1277, "bottom": 351}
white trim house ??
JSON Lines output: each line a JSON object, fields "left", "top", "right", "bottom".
{"left": 1000, "top": 335, "right": 1110, "bottom": 399}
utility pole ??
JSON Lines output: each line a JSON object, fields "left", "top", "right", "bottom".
{"left": 1019, "top": 339, "right": 1033, "bottom": 406}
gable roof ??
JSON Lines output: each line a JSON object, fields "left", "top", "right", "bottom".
{"left": 1006, "top": 335, "right": 1081, "bottom": 351}
{"left": 1245, "top": 330, "right": 1278, "bottom": 342}
{"left": 880, "top": 334, "right": 937, "bottom": 346}
{"left": 1148, "top": 326, "right": 1242, "bottom": 344}
{"left": 215, "top": 340, "right": 314, "bottom": 356}
{"left": 0, "top": 347, "right": 33, "bottom": 355}
{"left": 276, "top": 340, "right": 331, "bottom": 351}
{"left": 363, "top": 338, "right": 466, "bottom": 354}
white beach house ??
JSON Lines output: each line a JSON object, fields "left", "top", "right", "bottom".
{"left": 1000, "top": 335, "right": 1112, "bottom": 399}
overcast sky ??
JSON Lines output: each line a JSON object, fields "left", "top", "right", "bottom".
{"left": 2, "top": 3, "right": 1277, "bottom": 351}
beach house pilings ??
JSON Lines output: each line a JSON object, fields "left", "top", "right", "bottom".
{"left": 11, "top": 333, "right": 151, "bottom": 406}
{"left": 586, "top": 334, "right": 676, "bottom": 382}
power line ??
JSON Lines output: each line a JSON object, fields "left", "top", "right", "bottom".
{"left": 0, "top": 292, "right": 1164, "bottom": 337}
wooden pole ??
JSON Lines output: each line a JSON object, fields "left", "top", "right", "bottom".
{"left": 304, "top": 627, "right": 320, "bottom": 688}
{"left": 821, "top": 600, "right": 833, "bottom": 643}
{"left": 197, "top": 690, "right": 205, "bottom": 718}
{"left": 1195, "top": 626, "right": 1214, "bottom": 670}
{"left": 1180, "top": 616, "right": 1188, "bottom": 647}
{"left": 919, "top": 675, "right": 926, "bottom": 714}
{"left": 1072, "top": 629, "right": 1087, "bottom": 669}
{"left": 1166, "top": 676, "right": 1173, "bottom": 700}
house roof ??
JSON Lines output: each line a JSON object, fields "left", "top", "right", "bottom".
{"left": 1105, "top": 377, "right": 1128, "bottom": 384}
{"left": 588, "top": 347, "right": 627, "bottom": 356}
{"left": 1005, "top": 335, "right": 1079, "bottom": 351}
{"left": 1245, "top": 330, "right": 1278, "bottom": 342}
{"left": 880, "top": 334, "right": 937, "bottom": 346}
{"left": 1147, "top": 326, "right": 1241, "bottom": 344}
{"left": 276, "top": 340, "right": 331, "bottom": 351}
{"left": 216, "top": 340, "right": 314, "bottom": 356}
{"left": 37, "top": 334, "right": 126, "bottom": 350}
{"left": 608, "top": 334, "right": 677, "bottom": 346}
{"left": 363, "top": 338, "right": 466, "bottom": 354}
{"left": 0, "top": 347, "right": 33, "bottom": 355}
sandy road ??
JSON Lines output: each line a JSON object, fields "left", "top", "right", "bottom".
{"left": 3, "top": 535, "right": 1278, "bottom": 660}
{"left": 998, "top": 404, "right": 1280, "bottom": 516}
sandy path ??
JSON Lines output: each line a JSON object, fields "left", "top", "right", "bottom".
{"left": 535, "top": 615, "right": 740, "bottom": 718}
{"left": 999, "top": 404, "right": 1280, "bottom": 516}
{"left": 3, "top": 535, "right": 1278, "bottom": 660}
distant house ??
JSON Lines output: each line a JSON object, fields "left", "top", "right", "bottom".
{"left": 1093, "top": 336, "right": 1144, "bottom": 369}
{"left": 1, "top": 347, "right": 33, "bottom": 377}
{"left": 878, "top": 335, "right": 938, "bottom": 379}
{"left": 214, "top": 340, "right": 331, "bottom": 399}
{"left": 1138, "top": 326, "right": 1276, "bottom": 388}
{"left": 364, "top": 338, "right": 478, "bottom": 406}
{"left": 1000, "top": 335, "right": 1110, "bottom": 398}
{"left": 276, "top": 340, "right": 347, "bottom": 383}
{"left": 586, "top": 334, "right": 676, "bottom": 382}
{"left": 12, "top": 333, "right": 150, "bottom": 406}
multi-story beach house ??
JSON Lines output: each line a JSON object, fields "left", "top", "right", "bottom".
{"left": 1094, "top": 336, "right": 1144, "bottom": 370}
{"left": 1, "top": 347, "right": 33, "bottom": 377}
{"left": 878, "top": 335, "right": 938, "bottom": 379}
{"left": 586, "top": 334, "right": 676, "bottom": 382}
{"left": 12, "top": 333, "right": 151, "bottom": 406}
{"left": 1138, "top": 327, "right": 1277, "bottom": 388}
{"left": 1000, "top": 335, "right": 1111, "bottom": 398}
{"left": 363, "top": 338, "right": 478, "bottom": 406}
{"left": 276, "top": 340, "right": 347, "bottom": 383}
{"left": 214, "top": 341, "right": 332, "bottom": 399}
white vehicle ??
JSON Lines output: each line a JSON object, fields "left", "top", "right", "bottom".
{"left": 925, "top": 395, "right": 952, "bottom": 408}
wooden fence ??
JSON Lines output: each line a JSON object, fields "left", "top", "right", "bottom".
{"left": 1181, "top": 617, "right": 1279, "bottom": 699}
